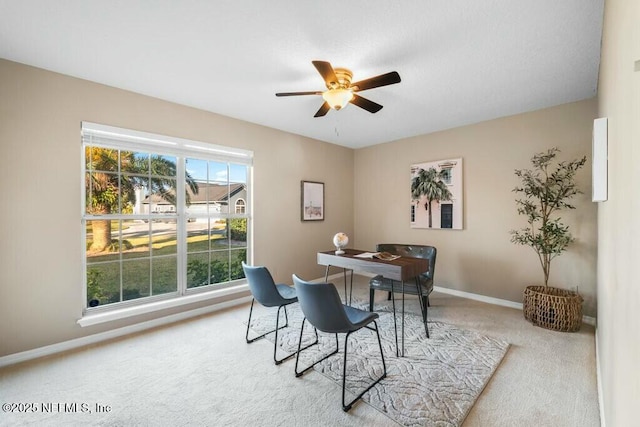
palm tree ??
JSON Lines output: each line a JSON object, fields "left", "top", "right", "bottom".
{"left": 411, "top": 167, "right": 452, "bottom": 228}
{"left": 85, "top": 147, "right": 198, "bottom": 252}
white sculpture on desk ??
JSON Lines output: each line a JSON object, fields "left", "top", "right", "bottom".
{"left": 333, "top": 232, "right": 349, "bottom": 255}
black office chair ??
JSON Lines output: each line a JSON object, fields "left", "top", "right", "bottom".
{"left": 369, "top": 244, "right": 437, "bottom": 338}
{"left": 243, "top": 262, "right": 316, "bottom": 365}
{"left": 292, "top": 274, "right": 387, "bottom": 412}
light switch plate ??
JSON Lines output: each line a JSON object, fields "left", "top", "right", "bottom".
{"left": 592, "top": 118, "right": 608, "bottom": 202}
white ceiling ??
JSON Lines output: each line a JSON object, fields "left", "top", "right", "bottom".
{"left": 0, "top": 0, "right": 604, "bottom": 149}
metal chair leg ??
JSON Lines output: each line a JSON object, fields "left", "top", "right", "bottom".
{"left": 245, "top": 298, "right": 256, "bottom": 343}
{"left": 274, "top": 305, "right": 294, "bottom": 365}
{"left": 274, "top": 304, "right": 319, "bottom": 365}
{"left": 294, "top": 318, "right": 333, "bottom": 377}
{"left": 414, "top": 278, "right": 429, "bottom": 339}
{"left": 341, "top": 321, "right": 387, "bottom": 412}
{"left": 246, "top": 300, "right": 291, "bottom": 344}
{"left": 245, "top": 300, "right": 303, "bottom": 365}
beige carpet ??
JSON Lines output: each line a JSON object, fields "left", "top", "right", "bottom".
{"left": 248, "top": 299, "right": 509, "bottom": 426}
{"left": 0, "top": 275, "right": 600, "bottom": 426}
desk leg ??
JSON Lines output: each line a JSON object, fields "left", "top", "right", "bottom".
{"left": 342, "top": 268, "right": 348, "bottom": 305}
{"left": 401, "top": 280, "right": 405, "bottom": 357}
{"left": 324, "top": 265, "right": 352, "bottom": 306}
{"left": 390, "top": 280, "right": 398, "bottom": 357}
{"left": 349, "top": 270, "right": 353, "bottom": 305}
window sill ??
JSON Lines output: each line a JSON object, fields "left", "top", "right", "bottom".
{"left": 77, "top": 283, "right": 249, "bottom": 327}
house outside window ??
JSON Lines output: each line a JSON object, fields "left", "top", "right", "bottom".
{"left": 82, "top": 122, "right": 252, "bottom": 312}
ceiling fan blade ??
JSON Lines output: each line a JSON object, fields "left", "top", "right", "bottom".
{"left": 312, "top": 60, "right": 338, "bottom": 86}
{"left": 350, "top": 94, "right": 383, "bottom": 113}
{"left": 314, "top": 102, "right": 331, "bottom": 117}
{"left": 351, "top": 71, "right": 401, "bottom": 92}
{"left": 275, "top": 91, "right": 322, "bottom": 97}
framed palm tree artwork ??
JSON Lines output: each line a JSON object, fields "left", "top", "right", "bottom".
{"left": 410, "top": 158, "right": 463, "bottom": 229}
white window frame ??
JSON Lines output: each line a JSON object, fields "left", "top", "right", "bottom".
{"left": 80, "top": 122, "right": 253, "bottom": 322}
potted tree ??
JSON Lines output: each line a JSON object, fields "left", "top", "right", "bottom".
{"left": 510, "top": 148, "right": 586, "bottom": 332}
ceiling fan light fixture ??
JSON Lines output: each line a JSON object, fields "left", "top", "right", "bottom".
{"left": 322, "top": 88, "right": 354, "bottom": 110}
{"left": 275, "top": 61, "right": 400, "bottom": 117}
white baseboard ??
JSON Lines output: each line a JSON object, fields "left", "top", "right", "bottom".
{"left": 0, "top": 296, "right": 252, "bottom": 369}
{"left": 433, "top": 285, "right": 522, "bottom": 309}
{"left": 595, "top": 328, "right": 606, "bottom": 427}
{"left": 433, "top": 286, "right": 596, "bottom": 326}
{"left": 322, "top": 271, "right": 597, "bottom": 325}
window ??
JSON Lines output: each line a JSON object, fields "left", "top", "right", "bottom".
{"left": 235, "top": 198, "right": 246, "bottom": 214}
{"left": 441, "top": 167, "right": 452, "bottom": 185}
{"left": 440, "top": 204, "right": 453, "bottom": 228}
{"left": 82, "top": 122, "right": 252, "bottom": 312}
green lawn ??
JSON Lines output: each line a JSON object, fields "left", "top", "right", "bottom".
{"left": 86, "top": 231, "right": 246, "bottom": 306}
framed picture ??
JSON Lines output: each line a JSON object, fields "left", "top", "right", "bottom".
{"left": 301, "top": 181, "right": 324, "bottom": 221}
{"left": 410, "top": 157, "right": 463, "bottom": 229}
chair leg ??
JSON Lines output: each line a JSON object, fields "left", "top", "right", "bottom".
{"left": 246, "top": 299, "right": 289, "bottom": 344}
{"left": 424, "top": 302, "right": 429, "bottom": 339}
{"left": 245, "top": 298, "right": 255, "bottom": 343}
{"left": 274, "top": 305, "right": 293, "bottom": 365}
{"left": 341, "top": 321, "right": 387, "bottom": 412}
{"left": 417, "top": 295, "right": 429, "bottom": 339}
{"left": 387, "top": 291, "right": 392, "bottom": 301}
{"left": 246, "top": 301, "right": 307, "bottom": 365}
{"left": 295, "top": 318, "right": 337, "bottom": 377}
{"left": 414, "top": 281, "right": 429, "bottom": 339}
{"left": 374, "top": 321, "right": 387, "bottom": 376}
{"left": 274, "top": 304, "right": 318, "bottom": 365}
{"left": 283, "top": 304, "right": 289, "bottom": 327}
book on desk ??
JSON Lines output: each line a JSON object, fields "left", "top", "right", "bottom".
{"left": 353, "top": 251, "right": 401, "bottom": 261}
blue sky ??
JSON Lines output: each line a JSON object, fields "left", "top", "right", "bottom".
{"left": 186, "top": 158, "right": 247, "bottom": 184}
{"left": 127, "top": 151, "right": 247, "bottom": 184}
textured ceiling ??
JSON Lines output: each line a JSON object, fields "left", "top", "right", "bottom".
{"left": 0, "top": 0, "right": 604, "bottom": 149}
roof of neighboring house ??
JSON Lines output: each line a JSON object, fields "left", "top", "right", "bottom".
{"left": 142, "top": 182, "right": 245, "bottom": 205}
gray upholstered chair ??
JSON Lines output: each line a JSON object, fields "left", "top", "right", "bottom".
{"left": 243, "top": 262, "right": 313, "bottom": 365}
{"left": 292, "top": 274, "right": 387, "bottom": 412}
{"left": 369, "top": 244, "right": 436, "bottom": 338}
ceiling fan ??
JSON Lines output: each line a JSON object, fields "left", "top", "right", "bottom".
{"left": 275, "top": 60, "right": 401, "bottom": 117}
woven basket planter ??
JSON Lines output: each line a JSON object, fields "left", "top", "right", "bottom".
{"left": 523, "top": 285, "right": 583, "bottom": 332}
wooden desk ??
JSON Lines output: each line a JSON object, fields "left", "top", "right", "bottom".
{"left": 317, "top": 249, "right": 429, "bottom": 357}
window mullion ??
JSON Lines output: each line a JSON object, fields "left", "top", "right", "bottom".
{"left": 176, "top": 156, "right": 187, "bottom": 295}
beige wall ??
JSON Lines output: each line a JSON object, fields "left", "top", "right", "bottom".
{"left": 354, "top": 99, "right": 598, "bottom": 316}
{"left": 0, "top": 59, "right": 600, "bottom": 357}
{"left": 596, "top": 0, "right": 640, "bottom": 425}
{"left": 0, "top": 59, "right": 354, "bottom": 356}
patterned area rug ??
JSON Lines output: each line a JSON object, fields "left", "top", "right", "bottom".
{"left": 247, "top": 301, "right": 510, "bottom": 427}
